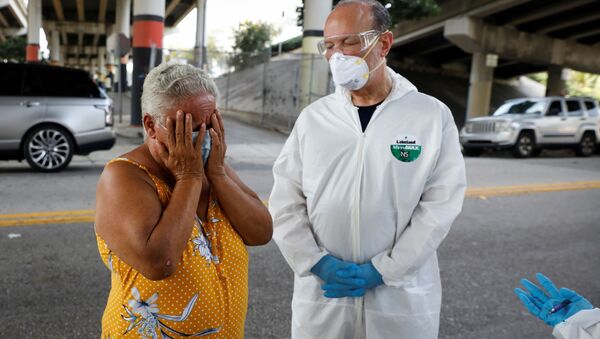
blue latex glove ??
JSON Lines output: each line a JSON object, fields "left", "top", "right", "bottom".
{"left": 514, "top": 272, "right": 594, "bottom": 327}
{"left": 331, "top": 261, "right": 384, "bottom": 290}
{"left": 321, "top": 284, "right": 366, "bottom": 298}
{"left": 311, "top": 255, "right": 367, "bottom": 298}
{"left": 311, "top": 255, "right": 366, "bottom": 285}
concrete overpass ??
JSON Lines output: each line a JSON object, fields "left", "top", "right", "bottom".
{"left": 2, "top": 0, "right": 599, "bottom": 127}
{"left": 387, "top": 0, "right": 600, "bottom": 121}
{"left": 0, "top": 0, "right": 27, "bottom": 40}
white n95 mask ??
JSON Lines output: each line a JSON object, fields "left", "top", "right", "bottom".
{"left": 328, "top": 38, "right": 386, "bottom": 91}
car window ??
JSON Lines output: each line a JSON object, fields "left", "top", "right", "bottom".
{"left": 22, "top": 67, "right": 46, "bottom": 96}
{"left": 566, "top": 100, "right": 583, "bottom": 117}
{"left": 546, "top": 101, "right": 562, "bottom": 116}
{"left": 36, "top": 67, "right": 103, "bottom": 98}
{"left": 584, "top": 101, "right": 598, "bottom": 117}
{"left": 0, "top": 64, "right": 24, "bottom": 96}
{"left": 493, "top": 99, "right": 545, "bottom": 116}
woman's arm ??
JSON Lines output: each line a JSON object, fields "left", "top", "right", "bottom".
{"left": 205, "top": 112, "right": 273, "bottom": 246}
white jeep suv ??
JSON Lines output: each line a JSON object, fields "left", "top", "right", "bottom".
{"left": 460, "top": 97, "right": 599, "bottom": 158}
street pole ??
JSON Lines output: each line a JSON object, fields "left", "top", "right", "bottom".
{"left": 116, "top": 43, "right": 123, "bottom": 123}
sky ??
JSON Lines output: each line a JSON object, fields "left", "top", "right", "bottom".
{"left": 164, "top": 0, "right": 303, "bottom": 51}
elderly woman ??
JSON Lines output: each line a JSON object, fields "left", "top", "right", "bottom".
{"left": 94, "top": 62, "right": 272, "bottom": 338}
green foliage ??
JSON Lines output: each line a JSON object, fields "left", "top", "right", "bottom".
{"left": 387, "top": 0, "right": 440, "bottom": 21}
{"left": 0, "top": 35, "right": 26, "bottom": 62}
{"left": 297, "top": 0, "right": 440, "bottom": 27}
{"left": 567, "top": 71, "right": 600, "bottom": 100}
{"left": 271, "top": 36, "right": 303, "bottom": 54}
{"left": 229, "top": 21, "right": 276, "bottom": 70}
{"left": 528, "top": 70, "right": 600, "bottom": 100}
{"left": 527, "top": 72, "right": 548, "bottom": 86}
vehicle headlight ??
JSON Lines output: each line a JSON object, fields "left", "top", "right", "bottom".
{"left": 496, "top": 121, "right": 515, "bottom": 132}
{"left": 464, "top": 122, "right": 473, "bottom": 133}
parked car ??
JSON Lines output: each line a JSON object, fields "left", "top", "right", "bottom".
{"left": 460, "top": 96, "right": 599, "bottom": 158}
{"left": 0, "top": 62, "right": 115, "bottom": 171}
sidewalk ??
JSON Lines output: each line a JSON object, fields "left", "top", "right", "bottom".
{"left": 108, "top": 92, "right": 145, "bottom": 140}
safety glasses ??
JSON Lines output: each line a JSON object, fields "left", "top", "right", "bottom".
{"left": 317, "top": 30, "right": 384, "bottom": 56}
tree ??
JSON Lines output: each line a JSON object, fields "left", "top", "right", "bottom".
{"left": 297, "top": 0, "right": 440, "bottom": 27}
{"left": 229, "top": 21, "right": 276, "bottom": 71}
{"left": 0, "top": 35, "right": 26, "bottom": 62}
{"left": 528, "top": 71, "right": 600, "bottom": 100}
{"left": 567, "top": 71, "right": 600, "bottom": 100}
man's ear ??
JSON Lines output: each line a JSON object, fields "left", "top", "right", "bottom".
{"left": 380, "top": 31, "right": 393, "bottom": 58}
{"left": 143, "top": 114, "right": 157, "bottom": 139}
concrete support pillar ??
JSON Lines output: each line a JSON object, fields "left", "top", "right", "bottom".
{"left": 546, "top": 66, "right": 567, "bottom": 96}
{"left": 131, "top": 0, "right": 165, "bottom": 126}
{"left": 99, "top": 47, "right": 106, "bottom": 75}
{"left": 466, "top": 52, "right": 494, "bottom": 119}
{"left": 193, "top": 0, "right": 207, "bottom": 69}
{"left": 26, "top": 0, "right": 42, "bottom": 62}
{"left": 116, "top": 0, "right": 131, "bottom": 91}
{"left": 91, "top": 58, "right": 98, "bottom": 77}
{"left": 299, "top": 0, "right": 332, "bottom": 109}
{"left": 61, "top": 48, "right": 67, "bottom": 67}
{"left": 105, "top": 25, "right": 116, "bottom": 67}
{"left": 50, "top": 31, "right": 60, "bottom": 64}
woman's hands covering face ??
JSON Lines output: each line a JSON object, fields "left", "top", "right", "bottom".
{"left": 156, "top": 110, "right": 207, "bottom": 182}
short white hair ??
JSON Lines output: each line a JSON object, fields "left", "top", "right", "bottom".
{"left": 141, "top": 62, "right": 219, "bottom": 124}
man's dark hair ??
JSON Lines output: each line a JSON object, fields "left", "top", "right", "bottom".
{"left": 335, "top": 0, "right": 391, "bottom": 32}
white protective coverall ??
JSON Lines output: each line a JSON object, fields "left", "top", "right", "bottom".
{"left": 269, "top": 67, "right": 467, "bottom": 339}
{"left": 553, "top": 309, "right": 600, "bottom": 339}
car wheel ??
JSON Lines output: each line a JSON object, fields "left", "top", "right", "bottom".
{"left": 23, "top": 125, "right": 74, "bottom": 172}
{"left": 575, "top": 132, "right": 596, "bottom": 157}
{"left": 512, "top": 132, "right": 535, "bottom": 158}
{"left": 463, "top": 147, "right": 484, "bottom": 157}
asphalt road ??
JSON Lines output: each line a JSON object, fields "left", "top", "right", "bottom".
{"left": 1, "top": 118, "right": 599, "bottom": 338}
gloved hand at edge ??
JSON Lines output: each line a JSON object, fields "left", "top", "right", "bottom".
{"left": 514, "top": 272, "right": 594, "bottom": 327}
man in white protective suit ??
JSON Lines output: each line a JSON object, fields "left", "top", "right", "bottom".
{"left": 269, "top": 0, "right": 467, "bottom": 338}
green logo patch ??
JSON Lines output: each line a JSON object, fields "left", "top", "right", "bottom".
{"left": 391, "top": 135, "right": 422, "bottom": 162}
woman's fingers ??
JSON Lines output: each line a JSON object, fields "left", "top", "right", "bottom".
{"left": 184, "top": 113, "right": 192, "bottom": 148}
{"left": 216, "top": 110, "right": 225, "bottom": 140}
{"left": 209, "top": 128, "right": 220, "bottom": 150}
{"left": 165, "top": 117, "right": 175, "bottom": 150}
{"left": 194, "top": 123, "right": 206, "bottom": 152}
{"left": 175, "top": 110, "right": 184, "bottom": 148}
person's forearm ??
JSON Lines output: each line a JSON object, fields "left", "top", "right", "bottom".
{"left": 144, "top": 177, "right": 202, "bottom": 279}
{"left": 209, "top": 173, "right": 272, "bottom": 245}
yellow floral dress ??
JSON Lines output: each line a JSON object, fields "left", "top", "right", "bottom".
{"left": 96, "top": 158, "right": 249, "bottom": 338}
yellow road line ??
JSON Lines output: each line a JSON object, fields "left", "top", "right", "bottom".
{"left": 1, "top": 181, "right": 599, "bottom": 227}
{"left": 0, "top": 209, "right": 95, "bottom": 219}
{"left": 0, "top": 216, "right": 95, "bottom": 227}
{"left": 465, "top": 181, "right": 600, "bottom": 198}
